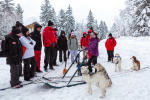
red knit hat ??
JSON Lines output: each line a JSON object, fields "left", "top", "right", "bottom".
{"left": 83, "top": 32, "right": 86, "bottom": 35}
{"left": 88, "top": 29, "right": 93, "bottom": 33}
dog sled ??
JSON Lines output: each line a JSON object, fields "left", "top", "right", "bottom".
{"left": 42, "top": 50, "right": 87, "bottom": 89}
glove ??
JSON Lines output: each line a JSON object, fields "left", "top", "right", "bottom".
{"left": 50, "top": 42, "right": 56, "bottom": 47}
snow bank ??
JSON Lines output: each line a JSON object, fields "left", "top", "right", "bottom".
{"left": 0, "top": 37, "right": 150, "bottom": 100}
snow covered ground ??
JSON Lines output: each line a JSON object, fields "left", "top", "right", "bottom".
{"left": 0, "top": 37, "right": 150, "bottom": 100}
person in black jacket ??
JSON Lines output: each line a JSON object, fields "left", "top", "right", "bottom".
{"left": 30, "top": 23, "right": 42, "bottom": 72}
{"left": 5, "top": 26, "right": 23, "bottom": 88}
{"left": 53, "top": 28, "right": 59, "bottom": 66}
{"left": 58, "top": 31, "right": 68, "bottom": 62}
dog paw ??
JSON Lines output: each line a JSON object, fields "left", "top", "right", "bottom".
{"left": 99, "top": 96, "right": 105, "bottom": 98}
{"left": 88, "top": 90, "right": 92, "bottom": 95}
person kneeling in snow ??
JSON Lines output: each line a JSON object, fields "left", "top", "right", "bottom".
{"left": 86, "top": 32, "right": 100, "bottom": 74}
{"left": 19, "top": 27, "right": 37, "bottom": 81}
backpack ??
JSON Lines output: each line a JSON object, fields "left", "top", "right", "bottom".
{"left": 0, "top": 37, "right": 7, "bottom": 57}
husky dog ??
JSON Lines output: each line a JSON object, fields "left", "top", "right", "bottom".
{"left": 131, "top": 56, "right": 140, "bottom": 71}
{"left": 113, "top": 53, "right": 122, "bottom": 72}
{"left": 81, "top": 63, "right": 112, "bottom": 98}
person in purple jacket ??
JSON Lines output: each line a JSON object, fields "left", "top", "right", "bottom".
{"left": 87, "top": 32, "right": 100, "bottom": 73}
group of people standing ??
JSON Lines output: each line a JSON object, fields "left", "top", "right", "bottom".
{"left": 0, "top": 20, "right": 117, "bottom": 88}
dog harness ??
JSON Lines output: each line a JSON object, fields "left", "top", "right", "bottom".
{"left": 114, "top": 56, "right": 121, "bottom": 64}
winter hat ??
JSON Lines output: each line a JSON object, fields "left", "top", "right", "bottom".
{"left": 12, "top": 26, "right": 21, "bottom": 35}
{"left": 108, "top": 33, "right": 112, "bottom": 37}
{"left": 22, "top": 27, "right": 29, "bottom": 36}
{"left": 88, "top": 29, "right": 93, "bottom": 33}
{"left": 48, "top": 20, "right": 54, "bottom": 26}
{"left": 71, "top": 32, "right": 75, "bottom": 36}
{"left": 61, "top": 30, "right": 65, "bottom": 35}
{"left": 34, "top": 23, "right": 42, "bottom": 29}
{"left": 83, "top": 32, "right": 86, "bottom": 35}
{"left": 16, "top": 21, "right": 23, "bottom": 28}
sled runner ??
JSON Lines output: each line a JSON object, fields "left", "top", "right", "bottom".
{"left": 43, "top": 50, "right": 87, "bottom": 89}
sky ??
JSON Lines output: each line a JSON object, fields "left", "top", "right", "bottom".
{"left": 13, "top": 0, "right": 126, "bottom": 29}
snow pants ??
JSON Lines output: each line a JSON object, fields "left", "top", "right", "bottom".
{"left": 53, "top": 47, "right": 58, "bottom": 65}
{"left": 44, "top": 47, "right": 55, "bottom": 70}
{"left": 23, "top": 57, "right": 37, "bottom": 81}
{"left": 107, "top": 51, "right": 114, "bottom": 62}
{"left": 10, "top": 64, "right": 21, "bottom": 87}
{"left": 88, "top": 56, "right": 97, "bottom": 72}
{"left": 59, "top": 50, "right": 67, "bottom": 62}
{"left": 70, "top": 50, "right": 78, "bottom": 63}
{"left": 34, "top": 50, "right": 41, "bottom": 71}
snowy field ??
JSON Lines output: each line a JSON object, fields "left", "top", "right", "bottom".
{"left": 0, "top": 37, "right": 150, "bottom": 100}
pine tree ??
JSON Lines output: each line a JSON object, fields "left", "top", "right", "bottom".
{"left": 65, "top": 5, "right": 75, "bottom": 37}
{"left": 40, "top": 0, "right": 53, "bottom": 27}
{"left": 87, "top": 10, "right": 95, "bottom": 29}
{"left": 0, "top": 0, "right": 17, "bottom": 35}
{"left": 93, "top": 20, "right": 99, "bottom": 33}
{"left": 51, "top": 7, "right": 58, "bottom": 28}
{"left": 115, "top": 0, "right": 150, "bottom": 36}
{"left": 99, "top": 21, "right": 109, "bottom": 39}
{"left": 58, "top": 9, "right": 66, "bottom": 31}
{"left": 16, "top": 4, "right": 23, "bottom": 23}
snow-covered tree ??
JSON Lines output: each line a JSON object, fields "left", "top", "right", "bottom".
{"left": 0, "top": 0, "right": 18, "bottom": 35}
{"left": 110, "top": 22, "right": 120, "bottom": 38}
{"left": 0, "top": 0, "right": 24, "bottom": 35}
{"left": 51, "top": 7, "right": 59, "bottom": 28}
{"left": 93, "top": 20, "right": 99, "bottom": 33}
{"left": 87, "top": 10, "right": 95, "bottom": 29}
{"left": 58, "top": 9, "right": 66, "bottom": 31}
{"left": 99, "top": 21, "right": 109, "bottom": 39}
{"left": 113, "top": 0, "right": 150, "bottom": 37}
{"left": 64, "top": 5, "right": 75, "bottom": 37}
{"left": 16, "top": 4, "right": 23, "bottom": 23}
{"left": 40, "top": 0, "right": 53, "bottom": 27}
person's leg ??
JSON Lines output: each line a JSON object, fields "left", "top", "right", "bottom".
{"left": 44, "top": 47, "right": 50, "bottom": 71}
{"left": 59, "top": 50, "right": 62, "bottom": 62}
{"left": 88, "top": 56, "right": 94, "bottom": 72}
{"left": 107, "top": 51, "right": 111, "bottom": 62}
{"left": 30, "top": 57, "right": 37, "bottom": 78}
{"left": 34, "top": 51, "right": 39, "bottom": 71}
{"left": 38, "top": 50, "right": 42, "bottom": 70}
{"left": 63, "top": 50, "right": 67, "bottom": 62}
{"left": 53, "top": 47, "right": 57, "bottom": 65}
{"left": 23, "top": 59, "right": 31, "bottom": 81}
{"left": 68, "top": 50, "right": 70, "bottom": 59}
{"left": 92, "top": 56, "right": 97, "bottom": 65}
{"left": 88, "top": 51, "right": 91, "bottom": 60}
{"left": 70, "top": 50, "right": 74, "bottom": 63}
{"left": 19, "top": 63, "right": 23, "bottom": 76}
{"left": 10, "top": 64, "right": 20, "bottom": 87}
{"left": 111, "top": 51, "right": 114, "bottom": 62}
{"left": 49, "top": 47, "right": 55, "bottom": 70}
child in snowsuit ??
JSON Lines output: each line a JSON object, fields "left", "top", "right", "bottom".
{"left": 105, "top": 33, "right": 117, "bottom": 62}
{"left": 68, "top": 32, "right": 78, "bottom": 63}
{"left": 87, "top": 32, "right": 100, "bottom": 73}
{"left": 19, "top": 27, "right": 37, "bottom": 81}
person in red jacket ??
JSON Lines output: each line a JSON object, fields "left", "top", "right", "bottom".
{"left": 105, "top": 33, "right": 117, "bottom": 62}
{"left": 80, "top": 32, "right": 88, "bottom": 61}
{"left": 43, "top": 20, "right": 57, "bottom": 71}
{"left": 87, "top": 29, "right": 93, "bottom": 59}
